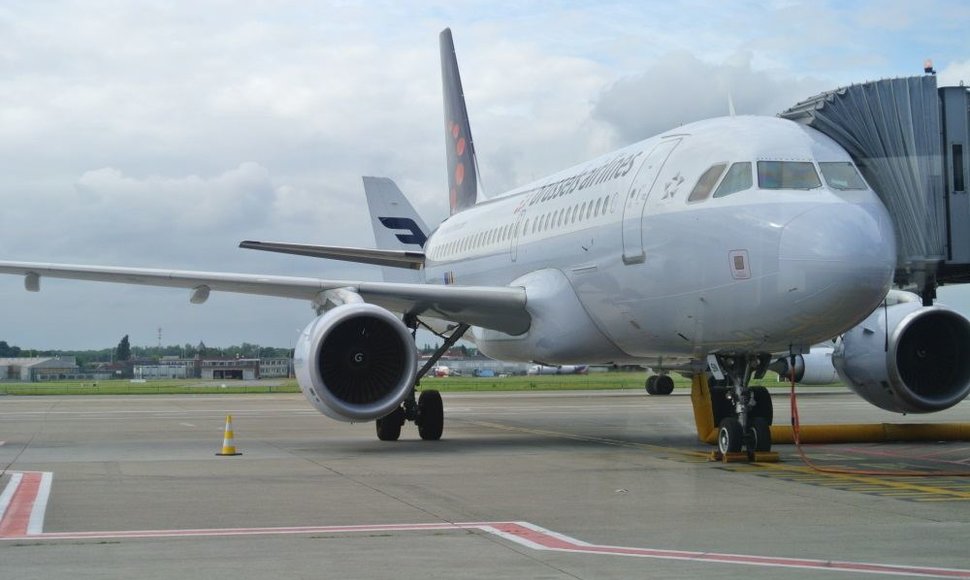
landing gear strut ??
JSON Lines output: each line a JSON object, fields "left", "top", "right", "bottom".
{"left": 374, "top": 319, "right": 469, "bottom": 442}
{"left": 710, "top": 354, "right": 773, "bottom": 455}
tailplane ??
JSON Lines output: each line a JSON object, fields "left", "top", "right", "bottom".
{"left": 363, "top": 176, "right": 429, "bottom": 283}
{"left": 440, "top": 28, "right": 479, "bottom": 215}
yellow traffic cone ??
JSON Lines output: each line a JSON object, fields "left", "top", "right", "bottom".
{"left": 216, "top": 414, "right": 242, "bottom": 456}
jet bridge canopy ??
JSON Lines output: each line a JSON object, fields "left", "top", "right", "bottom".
{"left": 781, "top": 76, "right": 970, "bottom": 302}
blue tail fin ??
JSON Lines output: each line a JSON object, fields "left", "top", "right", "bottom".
{"left": 363, "top": 176, "right": 429, "bottom": 283}
{"left": 440, "top": 28, "right": 479, "bottom": 215}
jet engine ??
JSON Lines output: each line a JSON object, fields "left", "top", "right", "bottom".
{"left": 832, "top": 292, "right": 970, "bottom": 413}
{"left": 294, "top": 303, "right": 417, "bottom": 422}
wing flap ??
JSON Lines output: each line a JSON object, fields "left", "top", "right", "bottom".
{"left": 0, "top": 260, "right": 529, "bottom": 335}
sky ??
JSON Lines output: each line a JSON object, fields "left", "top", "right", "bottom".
{"left": 1, "top": 0, "right": 970, "bottom": 350}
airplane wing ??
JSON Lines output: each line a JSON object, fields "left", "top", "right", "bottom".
{"left": 0, "top": 260, "right": 530, "bottom": 335}
{"left": 239, "top": 240, "right": 425, "bottom": 270}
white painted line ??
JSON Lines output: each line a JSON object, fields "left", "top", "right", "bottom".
{"left": 26, "top": 471, "right": 53, "bottom": 535}
{"left": 3, "top": 519, "right": 969, "bottom": 578}
{"left": 0, "top": 472, "right": 24, "bottom": 523}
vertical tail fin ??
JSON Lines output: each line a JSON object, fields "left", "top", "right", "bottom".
{"left": 440, "top": 28, "right": 479, "bottom": 215}
{"left": 362, "top": 176, "right": 429, "bottom": 283}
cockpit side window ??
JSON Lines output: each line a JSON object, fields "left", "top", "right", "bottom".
{"left": 757, "top": 161, "right": 821, "bottom": 190}
{"left": 713, "top": 162, "right": 752, "bottom": 198}
{"left": 818, "top": 162, "right": 867, "bottom": 190}
{"left": 687, "top": 163, "right": 727, "bottom": 202}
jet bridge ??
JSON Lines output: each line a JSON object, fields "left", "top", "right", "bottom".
{"left": 780, "top": 76, "right": 970, "bottom": 304}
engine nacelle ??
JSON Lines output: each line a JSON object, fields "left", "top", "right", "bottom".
{"left": 295, "top": 303, "right": 417, "bottom": 422}
{"left": 771, "top": 347, "right": 840, "bottom": 384}
{"left": 833, "top": 293, "right": 970, "bottom": 413}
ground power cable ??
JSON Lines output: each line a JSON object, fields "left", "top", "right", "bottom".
{"left": 787, "top": 361, "right": 970, "bottom": 477}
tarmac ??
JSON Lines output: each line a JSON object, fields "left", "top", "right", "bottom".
{"left": 1, "top": 387, "right": 969, "bottom": 579}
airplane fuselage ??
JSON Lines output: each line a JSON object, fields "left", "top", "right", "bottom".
{"left": 423, "top": 116, "right": 896, "bottom": 365}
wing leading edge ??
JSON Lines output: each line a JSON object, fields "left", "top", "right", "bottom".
{"left": 0, "top": 260, "right": 530, "bottom": 335}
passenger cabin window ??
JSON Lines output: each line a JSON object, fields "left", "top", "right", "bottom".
{"left": 713, "top": 162, "right": 752, "bottom": 198}
{"left": 688, "top": 163, "right": 727, "bottom": 202}
{"left": 758, "top": 161, "right": 821, "bottom": 190}
{"left": 819, "top": 162, "right": 867, "bottom": 190}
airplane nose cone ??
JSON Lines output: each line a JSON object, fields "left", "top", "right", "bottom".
{"left": 778, "top": 202, "right": 895, "bottom": 335}
{"left": 779, "top": 202, "right": 894, "bottom": 266}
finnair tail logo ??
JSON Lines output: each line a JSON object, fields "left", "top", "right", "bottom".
{"left": 378, "top": 217, "right": 427, "bottom": 248}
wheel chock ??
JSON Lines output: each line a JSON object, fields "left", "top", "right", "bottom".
{"left": 709, "top": 450, "right": 781, "bottom": 463}
{"left": 750, "top": 451, "right": 780, "bottom": 463}
{"left": 709, "top": 451, "right": 750, "bottom": 463}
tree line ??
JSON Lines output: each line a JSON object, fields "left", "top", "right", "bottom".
{"left": 1, "top": 337, "right": 293, "bottom": 368}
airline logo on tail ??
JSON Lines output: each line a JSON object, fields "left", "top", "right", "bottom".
{"left": 378, "top": 217, "right": 427, "bottom": 248}
{"left": 440, "top": 28, "right": 478, "bottom": 215}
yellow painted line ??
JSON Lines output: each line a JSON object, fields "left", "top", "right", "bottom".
{"left": 751, "top": 462, "right": 970, "bottom": 499}
{"left": 463, "top": 419, "right": 970, "bottom": 500}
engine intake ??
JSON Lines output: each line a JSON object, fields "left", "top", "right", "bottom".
{"left": 295, "top": 303, "right": 417, "bottom": 422}
{"left": 833, "top": 293, "right": 970, "bottom": 413}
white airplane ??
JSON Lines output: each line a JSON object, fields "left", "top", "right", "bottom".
{"left": 527, "top": 365, "right": 589, "bottom": 376}
{"left": 2, "top": 29, "right": 970, "bottom": 455}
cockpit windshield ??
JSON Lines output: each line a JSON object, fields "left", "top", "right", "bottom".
{"left": 713, "top": 162, "right": 752, "bottom": 198}
{"left": 757, "top": 161, "right": 822, "bottom": 190}
{"left": 818, "top": 162, "right": 868, "bottom": 190}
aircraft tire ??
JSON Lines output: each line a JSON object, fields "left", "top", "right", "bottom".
{"left": 747, "top": 417, "right": 772, "bottom": 452}
{"left": 376, "top": 407, "right": 405, "bottom": 441}
{"left": 717, "top": 417, "right": 744, "bottom": 454}
{"left": 645, "top": 375, "right": 658, "bottom": 394}
{"left": 417, "top": 390, "right": 444, "bottom": 441}
{"left": 655, "top": 375, "right": 674, "bottom": 395}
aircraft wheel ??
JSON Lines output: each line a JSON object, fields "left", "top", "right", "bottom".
{"left": 417, "top": 390, "right": 444, "bottom": 441}
{"left": 717, "top": 417, "right": 743, "bottom": 455}
{"left": 655, "top": 375, "right": 674, "bottom": 395}
{"left": 645, "top": 375, "right": 658, "bottom": 394}
{"left": 747, "top": 417, "right": 772, "bottom": 453}
{"left": 376, "top": 407, "right": 405, "bottom": 441}
{"left": 750, "top": 386, "right": 773, "bottom": 425}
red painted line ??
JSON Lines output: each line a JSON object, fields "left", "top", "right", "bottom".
{"left": 3, "top": 477, "right": 968, "bottom": 580}
{"left": 0, "top": 471, "right": 42, "bottom": 538}
{"left": 488, "top": 522, "right": 970, "bottom": 578}
{"left": 0, "top": 519, "right": 964, "bottom": 578}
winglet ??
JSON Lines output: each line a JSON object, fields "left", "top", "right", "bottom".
{"left": 440, "top": 28, "right": 479, "bottom": 215}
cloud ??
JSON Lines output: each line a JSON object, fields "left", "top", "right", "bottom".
{"left": 2, "top": 1, "right": 970, "bottom": 348}
{"left": 591, "top": 51, "right": 829, "bottom": 144}
{"left": 939, "top": 60, "right": 970, "bottom": 87}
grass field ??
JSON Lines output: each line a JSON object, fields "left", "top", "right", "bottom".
{"left": 0, "top": 372, "right": 805, "bottom": 396}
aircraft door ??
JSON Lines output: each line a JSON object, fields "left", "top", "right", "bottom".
{"left": 511, "top": 212, "right": 523, "bottom": 262}
{"left": 621, "top": 138, "right": 681, "bottom": 264}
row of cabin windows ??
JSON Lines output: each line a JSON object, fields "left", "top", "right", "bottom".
{"left": 687, "top": 161, "right": 867, "bottom": 203}
{"left": 435, "top": 193, "right": 613, "bottom": 259}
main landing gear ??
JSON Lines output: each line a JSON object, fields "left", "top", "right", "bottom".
{"left": 375, "top": 320, "right": 469, "bottom": 442}
{"left": 708, "top": 354, "right": 773, "bottom": 455}
{"left": 645, "top": 374, "right": 674, "bottom": 395}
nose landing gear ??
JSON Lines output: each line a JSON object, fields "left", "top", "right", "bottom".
{"left": 708, "top": 353, "right": 774, "bottom": 457}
